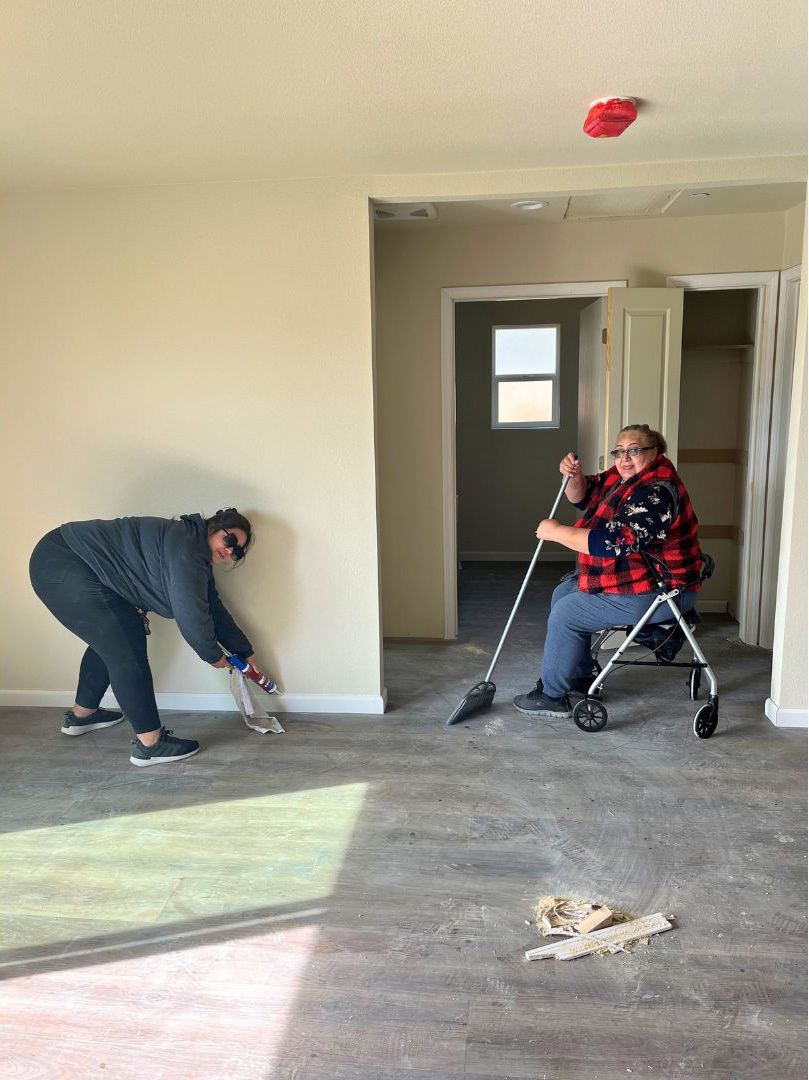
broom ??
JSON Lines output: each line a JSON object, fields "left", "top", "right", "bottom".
{"left": 445, "top": 466, "right": 573, "bottom": 727}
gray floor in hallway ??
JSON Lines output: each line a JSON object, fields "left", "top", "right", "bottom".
{"left": 1, "top": 562, "right": 806, "bottom": 1080}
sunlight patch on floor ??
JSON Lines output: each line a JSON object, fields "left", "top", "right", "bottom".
{"left": 2, "top": 923, "right": 324, "bottom": 1079}
{"left": 1, "top": 782, "right": 368, "bottom": 953}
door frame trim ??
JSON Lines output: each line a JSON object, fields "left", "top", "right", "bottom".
{"left": 759, "top": 264, "right": 802, "bottom": 647}
{"left": 440, "top": 279, "right": 627, "bottom": 639}
{"left": 667, "top": 270, "right": 780, "bottom": 644}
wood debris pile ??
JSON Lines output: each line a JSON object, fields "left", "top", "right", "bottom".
{"left": 526, "top": 895, "right": 672, "bottom": 962}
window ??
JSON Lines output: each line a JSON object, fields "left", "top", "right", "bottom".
{"left": 491, "top": 324, "right": 560, "bottom": 429}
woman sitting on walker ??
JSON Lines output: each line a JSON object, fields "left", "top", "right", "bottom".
{"left": 513, "top": 424, "right": 703, "bottom": 719}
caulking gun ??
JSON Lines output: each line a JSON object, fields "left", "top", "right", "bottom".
{"left": 225, "top": 654, "right": 278, "bottom": 695}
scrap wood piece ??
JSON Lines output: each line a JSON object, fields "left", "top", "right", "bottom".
{"left": 525, "top": 912, "right": 672, "bottom": 961}
{"left": 533, "top": 895, "right": 633, "bottom": 938}
{"left": 575, "top": 905, "right": 613, "bottom": 934}
{"left": 557, "top": 913, "right": 671, "bottom": 961}
{"left": 524, "top": 930, "right": 624, "bottom": 961}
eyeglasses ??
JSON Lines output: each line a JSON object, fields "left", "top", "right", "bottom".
{"left": 610, "top": 445, "right": 656, "bottom": 460}
{"left": 223, "top": 532, "right": 246, "bottom": 561}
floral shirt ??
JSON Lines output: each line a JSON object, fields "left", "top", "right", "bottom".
{"left": 585, "top": 481, "right": 679, "bottom": 558}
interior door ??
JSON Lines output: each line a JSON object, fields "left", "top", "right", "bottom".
{"left": 577, "top": 298, "right": 607, "bottom": 473}
{"left": 606, "top": 287, "right": 684, "bottom": 464}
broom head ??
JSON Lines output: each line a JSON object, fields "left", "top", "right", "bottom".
{"left": 445, "top": 680, "right": 496, "bottom": 727}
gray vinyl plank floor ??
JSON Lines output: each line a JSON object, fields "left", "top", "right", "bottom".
{"left": 1, "top": 563, "right": 805, "bottom": 1079}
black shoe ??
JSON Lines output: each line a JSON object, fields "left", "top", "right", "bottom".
{"left": 61, "top": 707, "right": 124, "bottom": 736}
{"left": 512, "top": 682, "right": 572, "bottom": 718}
{"left": 129, "top": 728, "right": 200, "bottom": 767}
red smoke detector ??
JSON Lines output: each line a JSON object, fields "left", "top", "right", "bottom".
{"left": 583, "top": 97, "right": 638, "bottom": 139}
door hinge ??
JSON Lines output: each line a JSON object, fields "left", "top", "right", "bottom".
{"left": 601, "top": 328, "right": 608, "bottom": 345}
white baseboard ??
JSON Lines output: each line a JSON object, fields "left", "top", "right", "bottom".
{"left": 459, "top": 551, "right": 575, "bottom": 562}
{"left": 765, "top": 698, "right": 808, "bottom": 729}
{"left": 697, "top": 600, "right": 729, "bottom": 613}
{"left": 0, "top": 688, "right": 388, "bottom": 717}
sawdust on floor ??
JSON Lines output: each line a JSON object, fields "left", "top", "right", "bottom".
{"left": 532, "top": 895, "right": 650, "bottom": 956}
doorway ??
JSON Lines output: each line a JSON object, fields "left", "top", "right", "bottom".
{"left": 440, "top": 280, "right": 626, "bottom": 639}
{"left": 442, "top": 273, "right": 783, "bottom": 644}
{"left": 667, "top": 272, "right": 780, "bottom": 644}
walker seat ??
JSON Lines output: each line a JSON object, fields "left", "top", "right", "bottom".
{"left": 627, "top": 608, "right": 699, "bottom": 664}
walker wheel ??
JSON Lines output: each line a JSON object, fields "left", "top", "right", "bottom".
{"left": 573, "top": 698, "right": 608, "bottom": 733}
{"left": 689, "top": 667, "right": 701, "bottom": 701}
{"left": 693, "top": 699, "right": 718, "bottom": 739}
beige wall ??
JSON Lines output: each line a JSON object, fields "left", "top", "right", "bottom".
{"left": 375, "top": 210, "right": 791, "bottom": 637}
{"left": 783, "top": 200, "right": 806, "bottom": 266}
{"left": 455, "top": 298, "right": 589, "bottom": 557}
{"left": 0, "top": 179, "right": 384, "bottom": 705}
{"left": 1, "top": 162, "right": 803, "bottom": 715}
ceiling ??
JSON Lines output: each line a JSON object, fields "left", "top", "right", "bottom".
{"left": 373, "top": 182, "right": 808, "bottom": 229}
{"left": 1, "top": 0, "right": 806, "bottom": 192}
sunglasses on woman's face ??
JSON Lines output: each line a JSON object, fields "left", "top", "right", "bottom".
{"left": 223, "top": 532, "right": 246, "bottom": 561}
{"left": 610, "top": 445, "right": 655, "bottom": 460}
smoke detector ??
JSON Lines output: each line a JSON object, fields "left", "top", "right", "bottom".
{"left": 373, "top": 203, "right": 437, "bottom": 222}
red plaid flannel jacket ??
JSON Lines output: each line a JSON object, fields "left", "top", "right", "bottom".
{"left": 574, "top": 455, "right": 702, "bottom": 594}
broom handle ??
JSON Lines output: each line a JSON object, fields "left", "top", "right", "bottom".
{"left": 484, "top": 472, "right": 571, "bottom": 683}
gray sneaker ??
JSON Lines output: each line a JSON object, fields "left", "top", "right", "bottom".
{"left": 61, "top": 707, "right": 124, "bottom": 736}
{"left": 513, "top": 681, "right": 572, "bottom": 718}
{"left": 130, "top": 728, "right": 200, "bottom": 767}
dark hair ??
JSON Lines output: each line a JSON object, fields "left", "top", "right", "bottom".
{"left": 205, "top": 508, "right": 253, "bottom": 555}
{"left": 618, "top": 423, "right": 667, "bottom": 455}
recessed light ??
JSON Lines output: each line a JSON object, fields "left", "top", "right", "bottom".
{"left": 511, "top": 200, "right": 548, "bottom": 211}
{"left": 689, "top": 192, "right": 711, "bottom": 198}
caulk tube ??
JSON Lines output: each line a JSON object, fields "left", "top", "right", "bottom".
{"left": 223, "top": 651, "right": 278, "bottom": 695}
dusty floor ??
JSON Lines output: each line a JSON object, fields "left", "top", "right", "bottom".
{"left": 1, "top": 562, "right": 806, "bottom": 1079}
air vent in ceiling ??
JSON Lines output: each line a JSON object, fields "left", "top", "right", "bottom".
{"left": 373, "top": 202, "right": 437, "bottom": 222}
{"left": 564, "top": 190, "right": 681, "bottom": 221}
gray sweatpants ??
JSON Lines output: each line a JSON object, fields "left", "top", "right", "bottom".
{"left": 540, "top": 575, "right": 697, "bottom": 698}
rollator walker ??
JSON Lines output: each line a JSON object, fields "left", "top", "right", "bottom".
{"left": 572, "top": 551, "right": 719, "bottom": 738}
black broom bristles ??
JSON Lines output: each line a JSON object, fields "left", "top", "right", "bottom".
{"left": 445, "top": 680, "right": 496, "bottom": 726}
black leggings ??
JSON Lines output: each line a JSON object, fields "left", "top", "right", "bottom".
{"left": 29, "top": 529, "right": 161, "bottom": 735}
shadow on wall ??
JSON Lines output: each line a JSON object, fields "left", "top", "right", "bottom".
{"left": 627, "top": 267, "right": 672, "bottom": 288}
{"left": 118, "top": 457, "right": 296, "bottom": 686}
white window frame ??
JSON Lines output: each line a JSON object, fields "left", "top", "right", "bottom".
{"left": 491, "top": 323, "right": 561, "bottom": 430}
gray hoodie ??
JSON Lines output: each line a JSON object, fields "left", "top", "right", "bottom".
{"left": 60, "top": 513, "right": 253, "bottom": 664}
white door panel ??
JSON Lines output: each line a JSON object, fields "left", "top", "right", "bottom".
{"left": 606, "top": 287, "right": 684, "bottom": 464}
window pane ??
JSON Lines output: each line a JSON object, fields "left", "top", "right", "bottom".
{"left": 497, "top": 379, "right": 554, "bottom": 424}
{"left": 494, "top": 327, "right": 557, "bottom": 375}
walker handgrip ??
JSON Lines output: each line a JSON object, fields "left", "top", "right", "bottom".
{"left": 226, "top": 655, "right": 277, "bottom": 695}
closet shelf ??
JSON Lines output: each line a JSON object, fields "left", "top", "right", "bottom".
{"left": 682, "top": 343, "right": 754, "bottom": 351}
